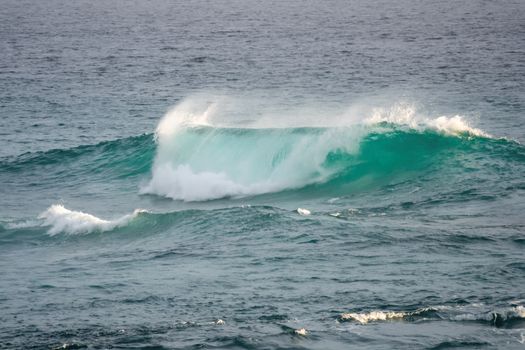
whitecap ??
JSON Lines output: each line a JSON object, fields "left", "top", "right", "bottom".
{"left": 38, "top": 204, "right": 146, "bottom": 236}
{"left": 295, "top": 328, "right": 308, "bottom": 335}
{"left": 340, "top": 311, "right": 406, "bottom": 324}
{"left": 297, "top": 208, "right": 311, "bottom": 216}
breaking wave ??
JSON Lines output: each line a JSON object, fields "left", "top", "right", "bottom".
{"left": 38, "top": 205, "right": 147, "bottom": 236}
{"left": 1, "top": 204, "right": 290, "bottom": 238}
{"left": 140, "top": 97, "right": 499, "bottom": 201}
{"left": 2, "top": 96, "right": 523, "bottom": 203}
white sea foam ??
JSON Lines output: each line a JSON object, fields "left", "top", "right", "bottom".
{"left": 38, "top": 205, "right": 145, "bottom": 235}
{"left": 365, "top": 103, "right": 489, "bottom": 137}
{"left": 141, "top": 164, "right": 248, "bottom": 201}
{"left": 295, "top": 328, "right": 308, "bottom": 335}
{"left": 340, "top": 311, "right": 407, "bottom": 324}
{"left": 297, "top": 208, "right": 311, "bottom": 216}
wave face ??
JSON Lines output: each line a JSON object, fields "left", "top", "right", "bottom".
{"left": 138, "top": 99, "right": 510, "bottom": 201}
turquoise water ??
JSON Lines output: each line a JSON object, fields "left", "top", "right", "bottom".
{"left": 1, "top": 0, "right": 525, "bottom": 349}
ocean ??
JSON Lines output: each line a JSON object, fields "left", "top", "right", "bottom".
{"left": 1, "top": 0, "right": 525, "bottom": 349}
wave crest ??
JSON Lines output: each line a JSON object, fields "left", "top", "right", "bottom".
{"left": 38, "top": 205, "right": 146, "bottom": 236}
{"left": 339, "top": 304, "right": 525, "bottom": 326}
{"left": 340, "top": 311, "right": 407, "bottom": 324}
{"left": 366, "top": 103, "right": 489, "bottom": 137}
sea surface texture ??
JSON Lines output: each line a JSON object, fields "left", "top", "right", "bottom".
{"left": 1, "top": 0, "right": 525, "bottom": 349}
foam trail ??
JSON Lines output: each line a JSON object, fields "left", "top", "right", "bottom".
{"left": 38, "top": 205, "right": 146, "bottom": 235}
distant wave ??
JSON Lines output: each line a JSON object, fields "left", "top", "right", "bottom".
{"left": 339, "top": 304, "right": 525, "bottom": 327}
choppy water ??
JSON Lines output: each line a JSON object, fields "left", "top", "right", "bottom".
{"left": 1, "top": 0, "right": 525, "bottom": 349}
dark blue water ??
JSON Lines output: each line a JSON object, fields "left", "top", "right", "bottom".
{"left": 1, "top": 0, "right": 525, "bottom": 349}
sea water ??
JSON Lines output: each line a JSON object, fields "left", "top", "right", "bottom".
{"left": 1, "top": 0, "right": 525, "bottom": 348}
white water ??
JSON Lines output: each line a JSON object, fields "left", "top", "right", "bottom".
{"left": 365, "top": 103, "right": 489, "bottom": 137}
{"left": 39, "top": 205, "right": 145, "bottom": 235}
{"left": 340, "top": 311, "right": 407, "bottom": 324}
{"left": 340, "top": 304, "right": 525, "bottom": 325}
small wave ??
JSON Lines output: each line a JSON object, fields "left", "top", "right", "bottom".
{"left": 296, "top": 208, "right": 311, "bottom": 216}
{"left": 340, "top": 311, "right": 407, "bottom": 324}
{"left": 450, "top": 305, "right": 525, "bottom": 326}
{"left": 339, "top": 305, "right": 525, "bottom": 326}
{"left": 2, "top": 205, "right": 288, "bottom": 241}
{"left": 38, "top": 205, "right": 147, "bottom": 236}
